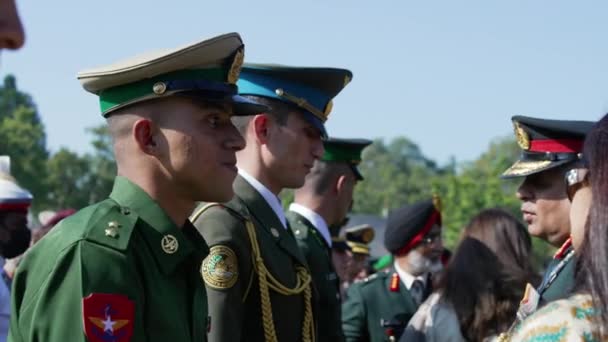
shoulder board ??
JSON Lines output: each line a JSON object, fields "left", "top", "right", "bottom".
{"left": 82, "top": 199, "right": 137, "bottom": 251}
{"left": 190, "top": 202, "right": 251, "bottom": 223}
{"left": 362, "top": 271, "right": 386, "bottom": 284}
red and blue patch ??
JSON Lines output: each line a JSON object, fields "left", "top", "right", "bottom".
{"left": 82, "top": 293, "right": 134, "bottom": 342}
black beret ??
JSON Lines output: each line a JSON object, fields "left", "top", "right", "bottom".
{"left": 384, "top": 199, "right": 441, "bottom": 255}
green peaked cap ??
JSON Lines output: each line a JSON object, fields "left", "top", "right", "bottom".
{"left": 322, "top": 138, "right": 372, "bottom": 180}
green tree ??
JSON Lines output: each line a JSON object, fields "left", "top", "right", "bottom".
{"left": 45, "top": 125, "right": 116, "bottom": 210}
{"left": 0, "top": 75, "right": 48, "bottom": 209}
{"left": 354, "top": 137, "right": 448, "bottom": 215}
{"left": 46, "top": 148, "right": 90, "bottom": 208}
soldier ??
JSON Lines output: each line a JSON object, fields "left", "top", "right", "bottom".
{"left": 0, "top": 156, "right": 32, "bottom": 342}
{"left": 287, "top": 138, "right": 371, "bottom": 341}
{"left": 501, "top": 116, "right": 593, "bottom": 307}
{"left": 344, "top": 224, "right": 375, "bottom": 283}
{"left": 342, "top": 198, "right": 444, "bottom": 342}
{"left": 9, "top": 33, "right": 266, "bottom": 342}
{"left": 0, "top": 0, "right": 25, "bottom": 52}
{"left": 191, "top": 64, "right": 352, "bottom": 342}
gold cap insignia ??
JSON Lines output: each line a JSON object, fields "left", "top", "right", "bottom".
{"left": 344, "top": 75, "right": 352, "bottom": 87}
{"left": 275, "top": 88, "right": 328, "bottom": 121}
{"left": 502, "top": 160, "right": 552, "bottom": 177}
{"left": 514, "top": 121, "right": 530, "bottom": 150}
{"left": 161, "top": 234, "right": 179, "bottom": 254}
{"left": 201, "top": 245, "right": 238, "bottom": 289}
{"left": 153, "top": 82, "right": 167, "bottom": 95}
{"left": 324, "top": 100, "right": 333, "bottom": 118}
{"left": 362, "top": 229, "right": 374, "bottom": 243}
{"left": 432, "top": 193, "right": 442, "bottom": 212}
{"left": 227, "top": 48, "right": 244, "bottom": 84}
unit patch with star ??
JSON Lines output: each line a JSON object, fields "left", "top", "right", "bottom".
{"left": 201, "top": 245, "right": 239, "bottom": 289}
{"left": 82, "top": 293, "right": 134, "bottom": 342}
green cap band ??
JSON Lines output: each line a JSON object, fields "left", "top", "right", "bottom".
{"left": 99, "top": 68, "right": 227, "bottom": 115}
{"left": 322, "top": 145, "right": 363, "bottom": 163}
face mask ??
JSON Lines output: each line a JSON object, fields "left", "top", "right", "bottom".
{"left": 0, "top": 225, "right": 30, "bottom": 259}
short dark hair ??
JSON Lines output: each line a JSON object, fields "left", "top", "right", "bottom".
{"left": 302, "top": 160, "right": 353, "bottom": 195}
{"left": 231, "top": 96, "right": 292, "bottom": 136}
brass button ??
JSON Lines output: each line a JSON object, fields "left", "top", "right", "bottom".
{"left": 153, "top": 82, "right": 167, "bottom": 95}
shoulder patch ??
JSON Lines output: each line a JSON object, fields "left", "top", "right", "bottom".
{"left": 83, "top": 293, "right": 134, "bottom": 342}
{"left": 84, "top": 200, "right": 137, "bottom": 251}
{"left": 201, "top": 245, "right": 239, "bottom": 289}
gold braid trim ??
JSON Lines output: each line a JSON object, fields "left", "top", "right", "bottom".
{"left": 245, "top": 220, "right": 315, "bottom": 342}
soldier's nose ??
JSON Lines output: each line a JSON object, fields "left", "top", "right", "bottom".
{"left": 0, "top": 2, "right": 26, "bottom": 51}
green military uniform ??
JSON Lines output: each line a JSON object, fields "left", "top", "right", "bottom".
{"left": 9, "top": 33, "right": 266, "bottom": 342}
{"left": 10, "top": 177, "right": 210, "bottom": 341}
{"left": 192, "top": 176, "right": 313, "bottom": 342}
{"left": 288, "top": 138, "right": 372, "bottom": 342}
{"left": 288, "top": 211, "right": 342, "bottom": 341}
{"left": 342, "top": 199, "right": 441, "bottom": 342}
{"left": 536, "top": 239, "right": 575, "bottom": 303}
{"left": 191, "top": 64, "right": 353, "bottom": 341}
{"left": 502, "top": 115, "right": 593, "bottom": 304}
{"left": 342, "top": 270, "right": 418, "bottom": 342}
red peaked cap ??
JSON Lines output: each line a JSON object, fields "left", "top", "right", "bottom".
{"left": 384, "top": 199, "right": 441, "bottom": 256}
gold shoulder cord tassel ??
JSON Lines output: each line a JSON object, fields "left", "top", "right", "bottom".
{"left": 245, "top": 220, "right": 315, "bottom": 342}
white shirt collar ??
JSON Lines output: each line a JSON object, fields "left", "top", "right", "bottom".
{"left": 394, "top": 260, "right": 427, "bottom": 290}
{"left": 238, "top": 169, "right": 287, "bottom": 229}
{"left": 288, "top": 203, "right": 331, "bottom": 247}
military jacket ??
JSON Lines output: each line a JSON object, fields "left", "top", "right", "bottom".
{"left": 9, "top": 177, "right": 209, "bottom": 342}
{"left": 192, "top": 175, "right": 313, "bottom": 342}
{"left": 537, "top": 240, "right": 576, "bottom": 304}
{"left": 342, "top": 269, "right": 426, "bottom": 342}
{"left": 287, "top": 210, "right": 343, "bottom": 342}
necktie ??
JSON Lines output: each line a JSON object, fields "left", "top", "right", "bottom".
{"left": 410, "top": 279, "right": 425, "bottom": 306}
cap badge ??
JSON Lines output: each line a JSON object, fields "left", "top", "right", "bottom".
{"left": 514, "top": 122, "right": 530, "bottom": 150}
{"left": 152, "top": 82, "right": 167, "bottom": 95}
{"left": 324, "top": 100, "right": 333, "bottom": 118}
{"left": 227, "top": 48, "right": 244, "bottom": 84}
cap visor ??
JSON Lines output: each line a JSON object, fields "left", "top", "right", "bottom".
{"left": 230, "top": 95, "right": 269, "bottom": 116}
{"left": 301, "top": 112, "right": 327, "bottom": 139}
{"left": 351, "top": 165, "right": 364, "bottom": 181}
{"left": 501, "top": 159, "right": 572, "bottom": 179}
{"left": 179, "top": 92, "right": 268, "bottom": 116}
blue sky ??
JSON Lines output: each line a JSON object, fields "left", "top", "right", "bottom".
{"left": 2, "top": 0, "right": 607, "bottom": 164}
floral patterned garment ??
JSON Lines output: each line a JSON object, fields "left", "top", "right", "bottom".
{"left": 509, "top": 293, "right": 602, "bottom": 342}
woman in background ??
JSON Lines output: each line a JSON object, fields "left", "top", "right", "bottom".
{"left": 402, "top": 208, "right": 539, "bottom": 342}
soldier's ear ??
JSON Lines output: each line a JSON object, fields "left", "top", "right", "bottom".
{"left": 133, "top": 118, "right": 158, "bottom": 154}
{"left": 252, "top": 114, "right": 271, "bottom": 145}
{"left": 336, "top": 174, "right": 347, "bottom": 195}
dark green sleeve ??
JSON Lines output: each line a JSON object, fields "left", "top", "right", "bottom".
{"left": 193, "top": 206, "right": 253, "bottom": 342}
{"left": 9, "top": 240, "right": 145, "bottom": 342}
{"left": 342, "top": 283, "right": 367, "bottom": 342}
